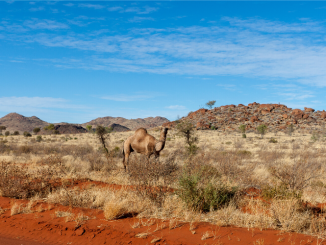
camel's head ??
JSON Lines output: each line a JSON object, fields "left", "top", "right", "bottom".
{"left": 162, "top": 127, "right": 169, "bottom": 134}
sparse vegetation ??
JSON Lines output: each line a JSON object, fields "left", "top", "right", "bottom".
{"left": 0, "top": 128, "right": 326, "bottom": 240}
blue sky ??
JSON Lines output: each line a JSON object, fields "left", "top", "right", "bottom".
{"left": 1, "top": 1, "right": 326, "bottom": 123}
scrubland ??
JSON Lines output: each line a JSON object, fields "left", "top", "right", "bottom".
{"left": 1, "top": 128, "right": 326, "bottom": 240}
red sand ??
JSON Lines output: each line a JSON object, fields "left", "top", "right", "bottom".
{"left": 0, "top": 196, "right": 324, "bottom": 245}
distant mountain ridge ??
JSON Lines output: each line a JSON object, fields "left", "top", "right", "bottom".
{"left": 82, "top": 116, "right": 169, "bottom": 131}
{"left": 0, "top": 113, "right": 169, "bottom": 134}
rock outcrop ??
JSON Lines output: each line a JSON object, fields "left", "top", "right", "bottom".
{"left": 162, "top": 103, "right": 326, "bottom": 133}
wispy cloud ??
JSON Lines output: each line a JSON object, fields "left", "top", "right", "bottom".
{"left": 217, "top": 84, "right": 236, "bottom": 91}
{"left": 108, "top": 6, "right": 123, "bottom": 12}
{"left": 29, "top": 6, "right": 44, "bottom": 12}
{"left": 78, "top": 4, "right": 105, "bottom": 10}
{"left": 4, "top": 17, "right": 326, "bottom": 87}
{"left": 166, "top": 105, "right": 186, "bottom": 110}
{"left": 0, "top": 97, "right": 66, "bottom": 108}
{"left": 101, "top": 94, "right": 155, "bottom": 102}
{"left": 128, "top": 17, "right": 154, "bottom": 23}
{"left": 108, "top": 5, "right": 158, "bottom": 14}
{"left": 24, "top": 19, "right": 69, "bottom": 30}
{"left": 223, "top": 17, "right": 323, "bottom": 33}
{"left": 64, "top": 3, "right": 74, "bottom": 7}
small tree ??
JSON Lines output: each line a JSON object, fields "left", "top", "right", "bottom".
{"left": 257, "top": 124, "right": 267, "bottom": 138}
{"left": 23, "top": 131, "right": 32, "bottom": 137}
{"left": 0, "top": 126, "right": 6, "bottom": 135}
{"left": 96, "top": 126, "right": 109, "bottom": 154}
{"left": 206, "top": 100, "right": 216, "bottom": 109}
{"left": 13, "top": 131, "right": 19, "bottom": 136}
{"left": 176, "top": 121, "right": 199, "bottom": 155}
{"left": 86, "top": 125, "right": 92, "bottom": 133}
{"left": 33, "top": 127, "right": 40, "bottom": 135}
{"left": 239, "top": 124, "right": 246, "bottom": 138}
{"left": 288, "top": 124, "right": 295, "bottom": 136}
{"left": 5, "top": 131, "right": 10, "bottom": 136}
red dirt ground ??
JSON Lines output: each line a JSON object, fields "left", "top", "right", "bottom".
{"left": 0, "top": 196, "right": 325, "bottom": 245}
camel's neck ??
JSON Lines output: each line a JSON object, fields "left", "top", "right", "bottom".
{"left": 159, "top": 131, "right": 167, "bottom": 142}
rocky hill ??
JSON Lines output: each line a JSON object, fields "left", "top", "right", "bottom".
{"left": 53, "top": 125, "right": 88, "bottom": 134}
{"left": 108, "top": 123, "right": 131, "bottom": 132}
{"left": 163, "top": 102, "right": 326, "bottom": 133}
{"left": 82, "top": 116, "right": 169, "bottom": 131}
{"left": 0, "top": 113, "right": 48, "bottom": 133}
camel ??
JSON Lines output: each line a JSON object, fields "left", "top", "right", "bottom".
{"left": 122, "top": 127, "right": 169, "bottom": 171}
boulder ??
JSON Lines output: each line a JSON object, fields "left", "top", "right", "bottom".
{"left": 259, "top": 104, "right": 274, "bottom": 112}
{"left": 250, "top": 116, "right": 259, "bottom": 123}
{"left": 304, "top": 107, "right": 315, "bottom": 113}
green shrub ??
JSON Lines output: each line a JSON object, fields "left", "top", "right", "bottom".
{"left": 242, "top": 133, "right": 246, "bottom": 138}
{"left": 177, "top": 166, "right": 237, "bottom": 212}
{"left": 225, "top": 141, "right": 232, "bottom": 145}
{"left": 36, "top": 135, "right": 42, "bottom": 142}
{"left": 269, "top": 138, "right": 277, "bottom": 143}
{"left": 5, "top": 131, "right": 9, "bottom": 136}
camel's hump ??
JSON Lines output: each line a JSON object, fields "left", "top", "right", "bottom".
{"left": 134, "top": 127, "right": 148, "bottom": 134}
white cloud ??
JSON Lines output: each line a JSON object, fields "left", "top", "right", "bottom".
{"left": 64, "top": 3, "right": 74, "bottom": 7}
{"left": 108, "top": 6, "right": 123, "bottom": 12}
{"left": 29, "top": 6, "right": 44, "bottom": 12}
{"left": 24, "top": 19, "right": 69, "bottom": 30}
{"left": 79, "top": 4, "right": 105, "bottom": 9}
{"left": 5, "top": 17, "right": 326, "bottom": 87}
{"left": 108, "top": 5, "right": 157, "bottom": 14}
{"left": 166, "top": 105, "right": 186, "bottom": 110}
{"left": 0, "top": 97, "right": 66, "bottom": 108}
{"left": 0, "top": 97, "right": 87, "bottom": 112}
{"left": 128, "top": 17, "right": 154, "bottom": 23}
{"left": 101, "top": 94, "right": 155, "bottom": 102}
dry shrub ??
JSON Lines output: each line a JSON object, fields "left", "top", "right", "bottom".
{"left": 128, "top": 153, "right": 178, "bottom": 206}
{"left": 257, "top": 149, "right": 285, "bottom": 165}
{"left": 0, "top": 161, "right": 53, "bottom": 199}
{"left": 104, "top": 199, "right": 129, "bottom": 220}
{"left": 46, "top": 187, "right": 94, "bottom": 208}
{"left": 85, "top": 151, "right": 108, "bottom": 171}
{"left": 103, "top": 189, "right": 150, "bottom": 220}
{"left": 269, "top": 199, "right": 312, "bottom": 232}
{"left": 269, "top": 158, "right": 321, "bottom": 191}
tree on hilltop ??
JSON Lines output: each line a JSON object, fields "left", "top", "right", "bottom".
{"left": 206, "top": 100, "right": 216, "bottom": 109}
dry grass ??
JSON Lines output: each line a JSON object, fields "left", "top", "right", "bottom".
{"left": 2, "top": 129, "right": 326, "bottom": 237}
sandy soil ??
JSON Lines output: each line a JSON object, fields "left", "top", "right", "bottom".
{"left": 0, "top": 194, "right": 324, "bottom": 245}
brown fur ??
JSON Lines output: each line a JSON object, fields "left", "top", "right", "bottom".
{"left": 122, "top": 127, "right": 168, "bottom": 171}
